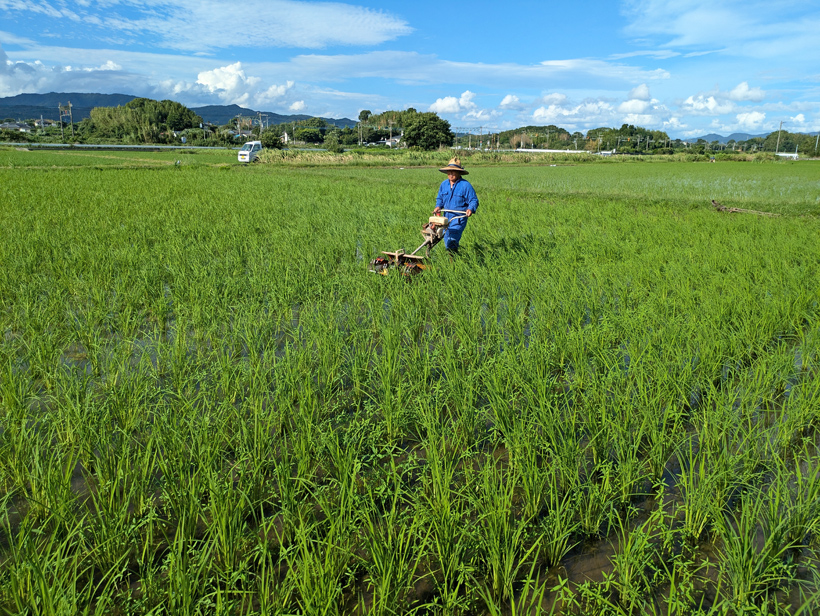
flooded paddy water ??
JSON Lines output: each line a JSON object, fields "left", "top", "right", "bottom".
{"left": 1, "top": 149, "right": 820, "bottom": 613}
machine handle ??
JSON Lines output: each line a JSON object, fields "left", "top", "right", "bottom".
{"left": 437, "top": 208, "right": 470, "bottom": 220}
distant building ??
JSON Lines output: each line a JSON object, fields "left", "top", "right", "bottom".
{"left": 0, "top": 122, "right": 32, "bottom": 132}
{"left": 228, "top": 129, "right": 254, "bottom": 140}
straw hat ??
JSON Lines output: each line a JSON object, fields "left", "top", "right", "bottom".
{"left": 438, "top": 157, "right": 469, "bottom": 175}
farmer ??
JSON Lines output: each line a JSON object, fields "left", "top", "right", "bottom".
{"left": 433, "top": 157, "right": 479, "bottom": 252}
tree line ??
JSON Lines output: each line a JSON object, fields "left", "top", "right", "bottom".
{"left": 3, "top": 97, "right": 819, "bottom": 156}
{"left": 257, "top": 108, "right": 454, "bottom": 151}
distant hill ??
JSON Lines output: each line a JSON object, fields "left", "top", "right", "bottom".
{"left": 692, "top": 131, "right": 820, "bottom": 143}
{"left": 693, "top": 132, "right": 772, "bottom": 144}
{"left": 189, "top": 104, "right": 355, "bottom": 128}
{"left": 0, "top": 92, "right": 356, "bottom": 128}
{"left": 0, "top": 92, "right": 136, "bottom": 108}
{"left": 0, "top": 92, "right": 138, "bottom": 124}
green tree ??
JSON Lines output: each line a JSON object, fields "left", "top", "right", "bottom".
{"left": 295, "top": 127, "right": 323, "bottom": 143}
{"left": 498, "top": 125, "right": 570, "bottom": 149}
{"left": 83, "top": 98, "right": 201, "bottom": 143}
{"left": 299, "top": 117, "right": 328, "bottom": 129}
{"left": 402, "top": 113, "right": 454, "bottom": 150}
{"left": 323, "top": 130, "right": 344, "bottom": 153}
{"left": 259, "top": 126, "right": 284, "bottom": 149}
{"left": 337, "top": 127, "right": 358, "bottom": 145}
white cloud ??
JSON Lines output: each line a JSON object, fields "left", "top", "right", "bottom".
{"left": 196, "top": 62, "right": 260, "bottom": 105}
{"left": 459, "top": 90, "right": 477, "bottom": 110}
{"left": 83, "top": 60, "right": 121, "bottom": 72}
{"left": 539, "top": 58, "right": 670, "bottom": 82}
{"left": 663, "top": 117, "right": 687, "bottom": 130}
{"left": 269, "top": 53, "right": 668, "bottom": 89}
{"left": 2, "top": 43, "right": 674, "bottom": 106}
{"left": 610, "top": 50, "right": 679, "bottom": 60}
{"left": 537, "top": 93, "right": 567, "bottom": 106}
{"left": 528, "top": 93, "right": 679, "bottom": 132}
{"left": 623, "top": 2, "right": 763, "bottom": 47}
{"left": 789, "top": 113, "right": 805, "bottom": 124}
{"left": 0, "top": 43, "right": 132, "bottom": 97}
{"left": 184, "top": 62, "right": 302, "bottom": 108}
{"left": 155, "top": 77, "right": 194, "bottom": 97}
{"left": 0, "top": 1, "right": 413, "bottom": 52}
{"left": 681, "top": 94, "right": 735, "bottom": 115}
{"left": 735, "top": 111, "right": 766, "bottom": 130}
{"left": 532, "top": 100, "right": 615, "bottom": 126}
{"left": 257, "top": 80, "right": 295, "bottom": 104}
{"left": 463, "top": 108, "right": 501, "bottom": 121}
{"left": 429, "top": 90, "right": 477, "bottom": 114}
{"left": 682, "top": 49, "right": 724, "bottom": 58}
{"left": 618, "top": 99, "right": 650, "bottom": 114}
{"left": 289, "top": 100, "right": 305, "bottom": 111}
{"left": 622, "top": 113, "right": 656, "bottom": 126}
{"left": 727, "top": 81, "right": 765, "bottom": 102}
{"left": 429, "top": 96, "right": 460, "bottom": 114}
{"left": 628, "top": 83, "right": 651, "bottom": 101}
{"left": 499, "top": 94, "right": 520, "bottom": 108}
{"left": 621, "top": 1, "right": 819, "bottom": 62}
{"left": 0, "top": 1, "right": 63, "bottom": 19}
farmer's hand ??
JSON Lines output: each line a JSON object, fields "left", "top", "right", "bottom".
{"left": 466, "top": 209, "right": 473, "bottom": 217}
{"left": 433, "top": 207, "right": 442, "bottom": 215}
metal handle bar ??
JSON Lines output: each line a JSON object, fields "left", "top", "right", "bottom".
{"left": 437, "top": 208, "right": 469, "bottom": 220}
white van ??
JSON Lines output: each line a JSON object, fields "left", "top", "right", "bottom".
{"left": 238, "top": 140, "right": 263, "bottom": 163}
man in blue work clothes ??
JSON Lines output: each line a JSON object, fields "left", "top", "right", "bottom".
{"left": 433, "top": 157, "right": 478, "bottom": 253}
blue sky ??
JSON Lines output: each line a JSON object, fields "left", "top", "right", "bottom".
{"left": 1, "top": 0, "right": 818, "bottom": 137}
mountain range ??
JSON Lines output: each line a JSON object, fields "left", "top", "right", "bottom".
{"left": 692, "top": 132, "right": 771, "bottom": 143}
{"left": 0, "top": 92, "right": 357, "bottom": 128}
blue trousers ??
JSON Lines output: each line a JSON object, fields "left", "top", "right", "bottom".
{"left": 444, "top": 223, "right": 465, "bottom": 251}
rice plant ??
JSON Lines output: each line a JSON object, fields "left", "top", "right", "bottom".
{"left": 1, "top": 148, "right": 819, "bottom": 613}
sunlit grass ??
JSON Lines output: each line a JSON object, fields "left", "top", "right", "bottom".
{"left": 1, "top": 150, "right": 820, "bottom": 613}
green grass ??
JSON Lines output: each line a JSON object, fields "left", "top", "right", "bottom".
{"left": 1, "top": 149, "right": 820, "bottom": 614}
{"left": 0, "top": 146, "right": 236, "bottom": 168}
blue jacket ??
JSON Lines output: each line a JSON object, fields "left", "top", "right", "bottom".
{"left": 436, "top": 178, "right": 478, "bottom": 228}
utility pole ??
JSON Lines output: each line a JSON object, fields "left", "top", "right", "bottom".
{"left": 58, "top": 102, "right": 73, "bottom": 140}
{"left": 775, "top": 120, "right": 784, "bottom": 153}
{"left": 815, "top": 132, "right": 819, "bottom": 155}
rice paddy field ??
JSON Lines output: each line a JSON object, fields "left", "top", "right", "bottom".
{"left": 1, "top": 147, "right": 820, "bottom": 615}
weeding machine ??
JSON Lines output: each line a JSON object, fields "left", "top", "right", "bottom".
{"left": 368, "top": 209, "right": 467, "bottom": 275}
